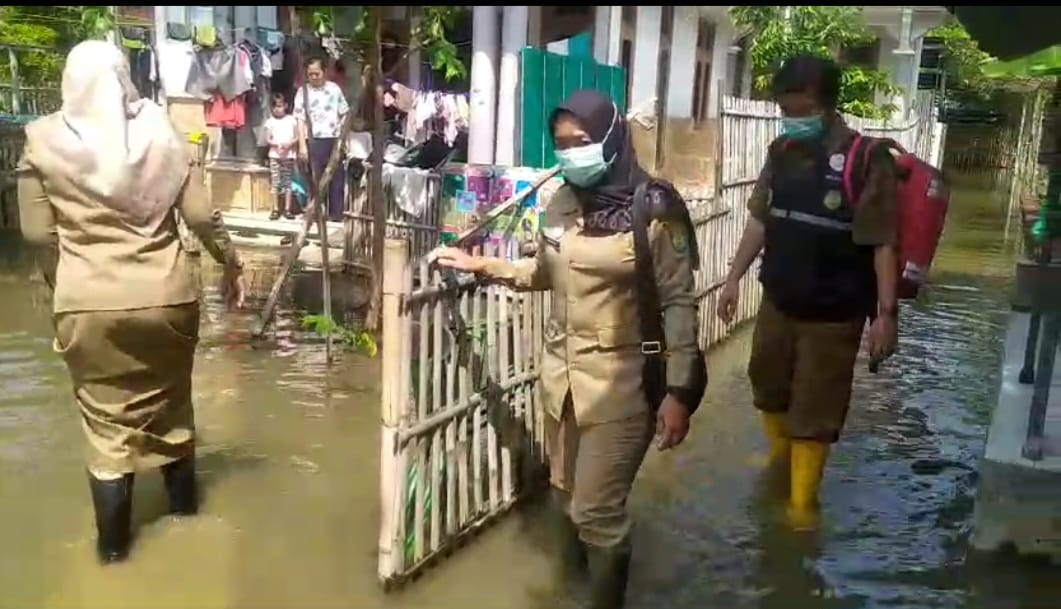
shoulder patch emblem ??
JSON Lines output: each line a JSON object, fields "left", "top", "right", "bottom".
{"left": 823, "top": 190, "right": 843, "bottom": 211}
{"left": 664, "top": 222, "right": 690, "bottom": 254}
{"left": 829, "top": 153, "right": 846, "bottom": 172}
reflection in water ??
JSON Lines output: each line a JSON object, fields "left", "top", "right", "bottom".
{"left": 1, "top": 174, "right": 1059, "bottom": 608}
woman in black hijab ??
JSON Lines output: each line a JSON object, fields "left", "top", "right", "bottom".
{"left": 437, "top": 90, "right": 704, "bottom": 609}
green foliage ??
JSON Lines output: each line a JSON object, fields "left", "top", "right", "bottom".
{"left": 928, "top": 20, "right": 1046, "bottom": 98}
{"left": 79, "top": 6, "right": 116, "bottom": 41}
{"left": 0, "top": 7, "right": 115, "bottom": 87}
{"left": 730, "top": 6, "right": 900, "bottom": 119}
{"left": 302, "top": 314, "right": 379, "bottom": 357}
{"left": 307, "top": 6, "right": 468, "bottom": 83}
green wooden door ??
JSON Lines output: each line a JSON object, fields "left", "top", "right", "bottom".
{"left": 519, "top": 47, "right": 627, "bottom": 169}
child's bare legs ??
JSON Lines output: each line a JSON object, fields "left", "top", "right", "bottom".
{"left": 270, "top": 192, "right": 285, "bottom": 220}
{"left": 284, "top": 189, "right": 297, "bottom": 218}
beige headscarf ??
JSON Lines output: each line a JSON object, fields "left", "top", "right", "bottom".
{"left": 24, "top": 40, "right": 190, "bottom": 235}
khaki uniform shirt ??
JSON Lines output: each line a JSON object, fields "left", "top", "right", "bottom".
{"left": 747, "top": 116, "right": 899, "bottom": 247}
{"left": 481, "top": 186, "right": 701, "bottom": 426}
{"left": 18, "top": 144, "right": 237, "bottom": 314}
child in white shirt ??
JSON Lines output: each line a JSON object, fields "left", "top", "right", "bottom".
{"left": 264, "top": 94, "right": 299, "bottom": 220}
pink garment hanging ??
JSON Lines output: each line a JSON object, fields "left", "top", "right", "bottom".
{"left": 205, "top": 91, "right": 246, "bottom": 129}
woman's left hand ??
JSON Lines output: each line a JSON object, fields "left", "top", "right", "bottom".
{"left": 656, "top": 394, "right": 691, "bottom": 451}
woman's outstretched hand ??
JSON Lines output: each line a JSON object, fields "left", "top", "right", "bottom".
{"left": 656, "top": 394, "right": 692, "bottom": 450}
{"left": 434, "top": 247, "right": 484, "bottom": 273}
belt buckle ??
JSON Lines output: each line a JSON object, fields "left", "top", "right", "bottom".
{"left": 641, "top": 341, "right": 662, "bottom": 355}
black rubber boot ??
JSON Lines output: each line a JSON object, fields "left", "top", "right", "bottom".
{"left": 88, "top": 473, "right": 134, "bottom": 565}
{"left": 161, "top": 456, "right": 198, "bottom": 515}
{"left": 585, "top": 539, "right": 632, "bottom": 609}
{"left": 550, "top": 490, "right": 588, "bottom": 580}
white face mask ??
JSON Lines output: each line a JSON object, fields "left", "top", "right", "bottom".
{"left": 555, "top": 103, "right": 619, "bottom": 187}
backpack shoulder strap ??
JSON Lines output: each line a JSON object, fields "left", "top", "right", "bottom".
{"left": 845, "top": 135, "right": 908, "bottom": 206}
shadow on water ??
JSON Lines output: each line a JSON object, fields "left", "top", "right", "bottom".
{"left": 1, "top": 169, "right": 1059, "bottom": 608}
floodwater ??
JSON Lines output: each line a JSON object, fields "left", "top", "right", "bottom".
{"left": 1, "top": 173, "right": 1058, "bottom": 609}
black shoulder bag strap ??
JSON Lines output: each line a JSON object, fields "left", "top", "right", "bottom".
{"left": 631, "top": 181, "right": 669, "bottom": 409}
{"left": 630, "top": 180, "right": 707, "bottom": 411}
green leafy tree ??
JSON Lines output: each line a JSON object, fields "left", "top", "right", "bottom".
{"left": 730, "top": 6, "right": 900, "bottom": 119}
{"left": 0, "top": 6, "right": 115, "bottom": 89}
{"left": 928, "top": 19, "right": 1048, "bottom": 98}
{"left": 303, "top": 6, "right": 467, "bottom": 83}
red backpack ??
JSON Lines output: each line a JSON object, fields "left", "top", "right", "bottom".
{"left": 843, "top": 135, "right": 950, "bottom": 300}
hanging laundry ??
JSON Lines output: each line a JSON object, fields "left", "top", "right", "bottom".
{"left": 120, "top": 26, "right": 149, "bottom": 51}
{"left": 256, "top": 28, "right": 286, "bottom": 71}
{"left": 185, "top": 47, "right": 251, "bottom": 102}
{"left": 156, "top": 38, "right": 196, "bottom": 98}
{"left": 382, "top": 164, "right": 432, "bottom": 218}
{"left": 166, "top": 22, "right": 193, "bottom": 42}
{"left": 321, "top": 35, "right": 343, "bottom": 61}
{"left": 346, "top": 131, "right": 373, "bottom": 160}
{"left": 205, "top": 92, "right": 246, "bottom": 130}
{"left": 194, "top": 25, "right": 219, "bottom": 48}
{"left": 401, "top": 90, "right": 470, "bottom": 147}
{"left": 129, "top": 48, "right": 157, "bottom": 101}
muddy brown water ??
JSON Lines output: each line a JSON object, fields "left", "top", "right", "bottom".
{"left": 2, "top": 174, "right": 1059, "bottom": 609}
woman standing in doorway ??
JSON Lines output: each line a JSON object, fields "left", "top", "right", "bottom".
{"left": 294, "top": 56, "right": 350, "bottom": 223}
{"left": 436, "top": 90, "right": 706, "bottom": 609}
{"left": 17, "top": 40, "right": 245, "bottom": 564}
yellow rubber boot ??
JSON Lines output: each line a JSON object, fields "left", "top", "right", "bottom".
{"left": 788, "top": 440, "right": 830, "bottom": 530}
{"left": 760, "top": 412, "right": 791, "bottom": 464}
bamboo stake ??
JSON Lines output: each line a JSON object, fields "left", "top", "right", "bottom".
{"left": 319, "top": 211, "right": 334, "bottom": 363}
{"left": 253, "top": 103, "right": 358, "bottom": 338}
{"left": 378, "top": 238, "right": 409, "bottom": 581}
{"left": 366, "top": 6, "right": 387, "bottom": 332}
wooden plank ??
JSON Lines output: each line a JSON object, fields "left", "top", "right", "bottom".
{"left": 430, "top": 265, "right": 444, "bottom": 552}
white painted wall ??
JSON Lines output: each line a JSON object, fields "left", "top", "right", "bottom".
{"left": 707, "top": 20, "right": 736, "bottom": 118}
{"left": 875, "top": 30, "right": 924, "bottom": 120}
{"left": 545, "top": 39, "right": 569, "bottom": 56}
{"left": 593, "top": 6, "right": 623, "bottom": 66}
{"left": 495, "top": 6, "right": 528, "bottom": 166}
{"left": 630, "top": 6, "right": 662, "bottom": 111}
{"left": 665, "top": 6, "right": 698, "bottom": 119}
{"left": 468, "top": 6, "right": 500, "bottom": 165}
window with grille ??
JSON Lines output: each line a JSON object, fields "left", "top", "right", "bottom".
{"left": 620, "top": 7, "right": 636, "bottom": 103}
{"left": 692, "top": 18, "right": 714, "bottom": 124}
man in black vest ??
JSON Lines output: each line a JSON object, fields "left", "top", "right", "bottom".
{"left": 717, "top": 55, "right": 900, "bottom": 528}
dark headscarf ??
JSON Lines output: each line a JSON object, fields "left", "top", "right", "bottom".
{"left": 550, "top": 90, "right": 651, "bottom": 231}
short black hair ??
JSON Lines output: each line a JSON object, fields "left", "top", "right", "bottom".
{"left": 770, "top": 54, "right": 842, "bottom": 108}
{"left": 271, "top": 93, "right": 286, "bottom": 106}
{"left": 305, "top": 56, "right": 326, "bottom": 71}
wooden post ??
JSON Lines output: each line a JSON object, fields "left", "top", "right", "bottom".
{"left": 254, "top": 114, "right": 360, "bottom": 338}
{"left": 378, "top": 238, "right": 409, "bottom": 582}
{"left": 319, "top": 212, "right": 334, "bottom": 364}
{"left": 366, "top": 6, "right": 387, "bottom": 331}
{"left": 8, "top": 47, "right": 21, "bottom": 116}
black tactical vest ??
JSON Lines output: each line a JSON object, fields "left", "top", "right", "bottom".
{"left": 759, "top": 138, "right": 877, "bottom": 322}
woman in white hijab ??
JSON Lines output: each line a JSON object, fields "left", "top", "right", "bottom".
{"left": 18, "top": 40, "right": 244, "bottom": 564}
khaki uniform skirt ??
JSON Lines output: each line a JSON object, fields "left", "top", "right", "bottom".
{"left": 54, "top": 302, "right": 200, "bottom": 477}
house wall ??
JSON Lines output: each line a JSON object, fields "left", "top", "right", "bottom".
{"left": 622, "top": 6, "right": 723, "bottom": 191}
